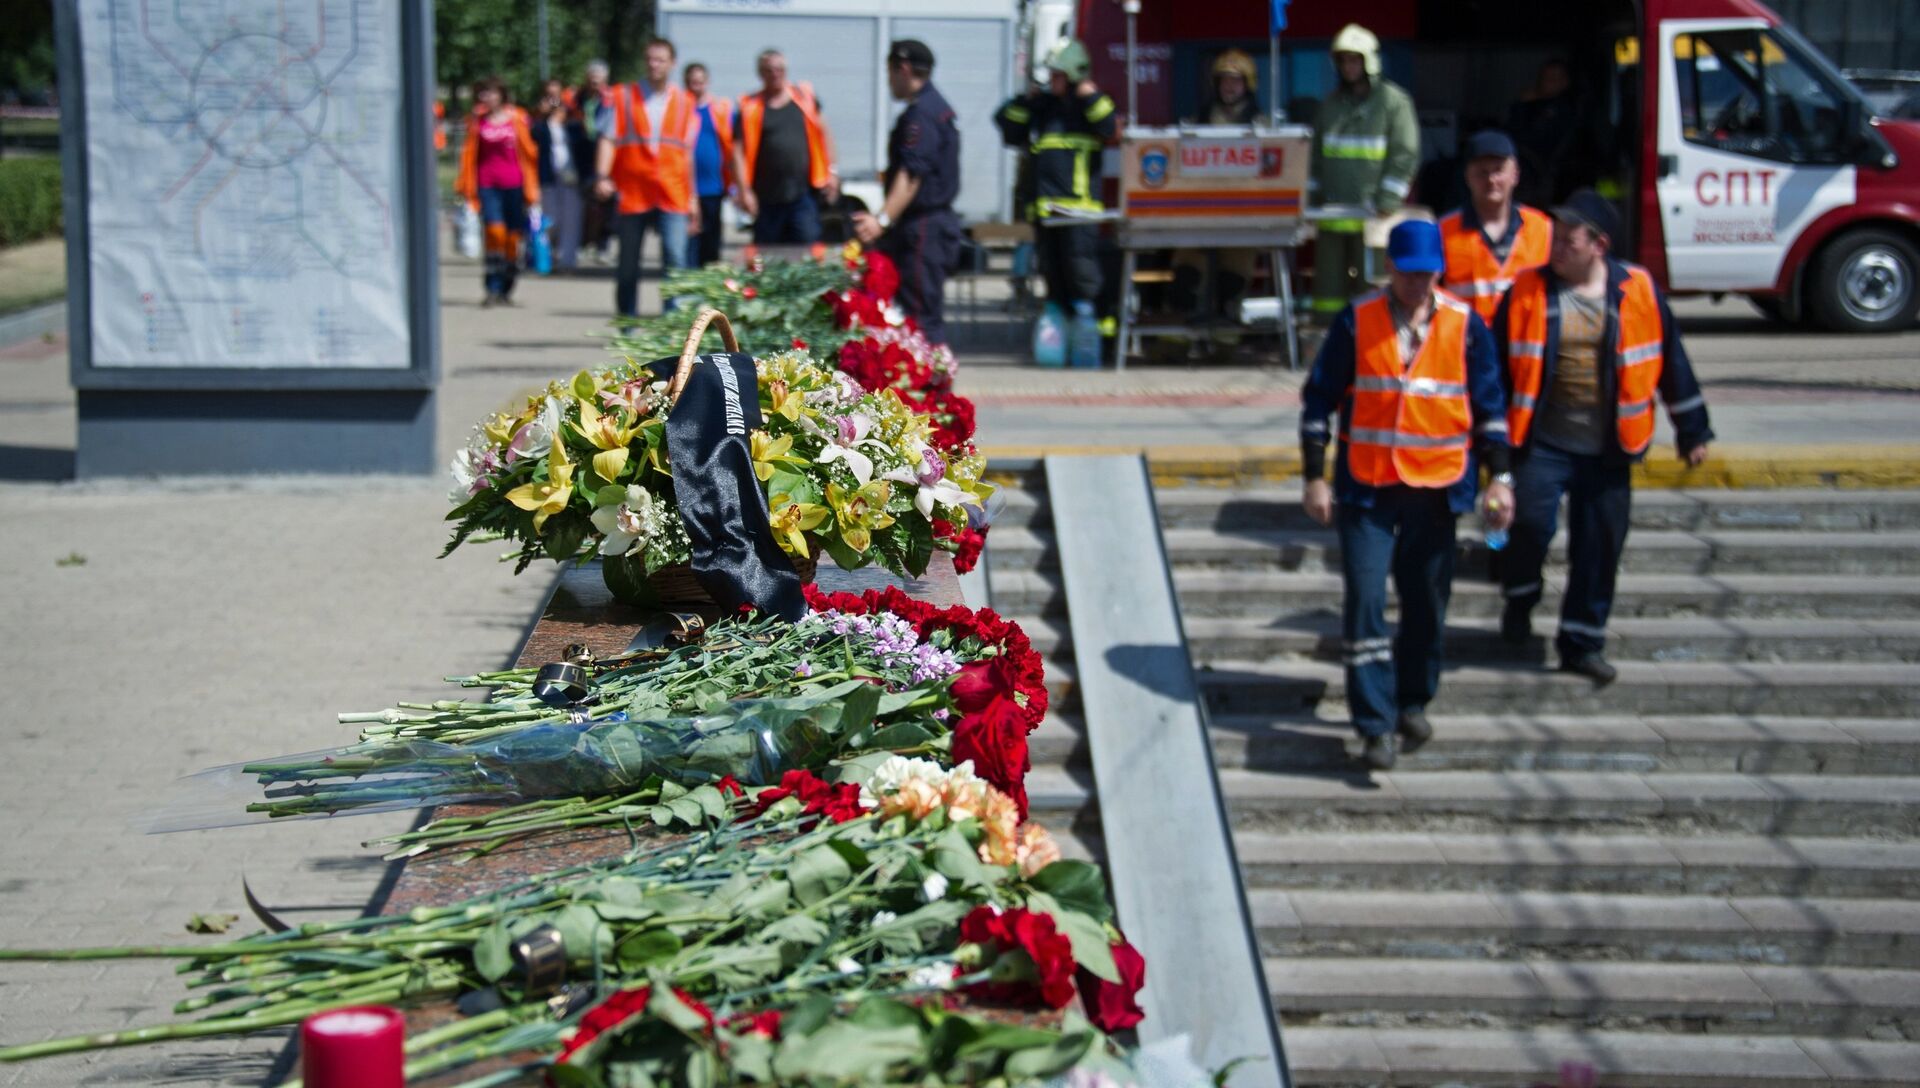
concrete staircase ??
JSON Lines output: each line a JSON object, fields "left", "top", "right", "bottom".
{"left": 1002, "top": 474, "right": 1920, "bottom": 1087}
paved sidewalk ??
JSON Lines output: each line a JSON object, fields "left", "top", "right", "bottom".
{"left": 1, "top": 249, "right": 1917, "bottom": 1085}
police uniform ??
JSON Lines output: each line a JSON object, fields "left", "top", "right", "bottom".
{"left": 879, "top": 42, "right": 963, "bottom": 344}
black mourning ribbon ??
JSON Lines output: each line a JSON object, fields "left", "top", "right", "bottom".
{"left": 647, "top": 352, "right": 806, "bottom": 621}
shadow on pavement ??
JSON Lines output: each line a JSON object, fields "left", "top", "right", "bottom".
{"left": 0, "top": 443, "right": 75, "bottom": 481}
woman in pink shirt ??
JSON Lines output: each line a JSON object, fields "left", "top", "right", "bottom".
{"left": 456, "top": 76, "right": 541, "bottom": 306}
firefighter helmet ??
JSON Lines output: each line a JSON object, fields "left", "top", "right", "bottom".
{"left": 1045, "top": 38, "right": 1092, "bottom": 82}
{"left": 1210, "top": 49, "right": 1258, "bottom": 92}
{"left": 1330, "top": 24, "right": 1382, "bottom": 78}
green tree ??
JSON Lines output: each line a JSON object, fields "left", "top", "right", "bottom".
{"left": 436, "top": 0, "right": 651, "bottom": 112}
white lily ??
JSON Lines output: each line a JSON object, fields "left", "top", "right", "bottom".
{"left": 883, "top": 445, "right": 969, "bottom": 520}
{"left": 816, "top": 412, "right": 883, "bottom": 485}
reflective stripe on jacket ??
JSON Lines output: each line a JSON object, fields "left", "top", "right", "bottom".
{"left": 609, "top": 83, "right": 698, "bottom": 215}
{"left": 738, "top": 83, "right": 832, "bottom": 190}
{"left": 1505, "top": 265, "right": 1666, "bottom": 455}
{"left": 1441, "top": 205, "right": 1552, "bottom": 325}
{"left": 1309, "top": 78, "right": 1419, "bottom": 213}
{"left": 1344, "top": 290, "right": 1476, "bottom": 488}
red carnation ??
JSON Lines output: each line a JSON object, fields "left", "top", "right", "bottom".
{"left": 862, "top": 250, "right": 901, "bottom": 302}
{"left": 1077, "top": 936, "right": 1148, "bottom": 1032}
{"left": 742, "top": 285, "right": 758, "bottom": 299}
{"left": 792, "top": 337, "right": 808, "bottom": 350}
{"left": 749, "top": 768, "right": 866, "bottom": 824}
{"left": 959, "top": 906, "right": 1077, "bottom": 1008}
{"left": 552, "top": 986, "right": 715, "bottom": 1068}
{"left": 726, "top": 1009, "right": 783, "bottom": 1039}
{"left": 714, "top": 775, "right": 745, "bottom": 798}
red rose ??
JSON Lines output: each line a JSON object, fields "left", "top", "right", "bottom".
{"left": 949, "top": 657, "right": 1019, "bottom": 714}
{"left": 953, "top": 698, "right": 1031, "bottom": 817}
{"left": 742, "top": 285, "right": 758, "bottom": 299}
{"left": 1077, "top": 937, "right": 1148, "bottom": 1032}
{"left": 959, "top": 906, "right": 1077, "bottom": 1008}
{"left": 552, "top": 986, "right": 716, "bottom": 1070}
{"left": 792, "top": 337, "right": 808, "bottom": 350}
{"left": 726, "top": 1009, "right": 782, "bottom": 1039}
{"left": 714, "top": 775, "right": 745, "bottom": 798}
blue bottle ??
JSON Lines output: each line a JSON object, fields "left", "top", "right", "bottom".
{"left": 1069, "top": 300, "right": 1101, "bottom": 368}
{"left": 529, "top": 206, "right": 552, "bottom": 275}
{"left": 1032, "top": 303, "right": 1067, "bottom": 367}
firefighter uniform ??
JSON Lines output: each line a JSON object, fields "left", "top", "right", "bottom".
{"left": 879, "top": 42, "right": 962, "bottom": 344}
{"left": 1440, "top": 203, "right": 1554, "bottom": 325}
{"left": 995, "top": 41, "right": 1118, "bottom": 336}
{"left": 1492, "top": 195, "right": 1713, "bottom": 667}
{"left": 1310, "top": 24, "right": 1421, "bottom": 319}
{"left": 1300, "top": 222, "right": 1511, "bottom": 750}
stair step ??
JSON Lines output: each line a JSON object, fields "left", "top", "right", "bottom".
{"left": 1283, "top": 1025, "right": 1920, "bottom": 1086}
{"left": 1209, "top": 714, "right": 1920, "bottom": 774}
{"left": 1028, "top": 711, "right": 1920, "bottom": 775}
{"left": 1233, "top": 830, "right": 1920, "bottom": 897}
{"left": 988, "top": 526, "right": 1920, "bottom": 577}
{"left": 1266, "top": 957, "right": 1920, "bottom": 1034}
{"left": 1213, "top": 767, "right": 1920, "bottom": 837}
{"left": 1195, "top": 660, "right": 1920, "bottom": 718}
{"left": 1014, "top": 613, "right": 1920, "bottom": 665}
{"left": 1248, "top": 890, "right": 1920, "bottom": 967}
{"left": 996, "top": 485, "right": 1920, "bottom": 534}
{"left": 989, "top": 569, "right": 1920, "bottom": 620}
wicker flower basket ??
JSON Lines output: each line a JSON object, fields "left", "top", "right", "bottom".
{"left": 602, "top": 308, "right": 818, "bottom": 609}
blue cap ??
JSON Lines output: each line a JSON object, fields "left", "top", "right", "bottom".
{"left": 1463, "top": 129, "right": 1517, "bottom": 161}
{"left": 1387, "top": 219, "right": 1445, "bottom": 273}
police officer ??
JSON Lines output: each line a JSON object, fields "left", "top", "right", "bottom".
{"left": 853, "top": 40, "right": 962, "bottom": 344}
{"left": 1300, "top": 220, "right": 1515, "bottom": 770}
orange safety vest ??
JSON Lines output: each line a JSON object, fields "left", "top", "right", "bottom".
{"left": 699, "top": 95, "right": 736, "bottom": 188}
{"left": 1505, "top": 264, "right": 1666, "bottom": 455}
{"left": 1343, "top": 290, "right": 1476, "bottom": 489}
{"left": 608, "top": 82, "right": 698, "bottom": 215}
{"left": 1440, "top": 205, "right": 1552, "bottom": 324}
{"left": 737, "top": 82, "right": 832, "bottom": 190}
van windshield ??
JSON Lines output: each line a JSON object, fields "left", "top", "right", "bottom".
{"left": 1673, "top": 25, "right": 1861, "bottom": 165}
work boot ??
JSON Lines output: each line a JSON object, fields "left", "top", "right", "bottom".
{"left": 1501, "top": 600, "right": 1532, "bottom": 645}
{"left": 1560, "top": 652, "right": 1619, "bottom": 685}
{"left": 1397, "top": 709, "right": 1433, "bottom": 753}
{"left": 1361, "top": 732, "right": 1398, "bottom": 771}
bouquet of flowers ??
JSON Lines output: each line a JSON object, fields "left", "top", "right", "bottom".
{"left": 163, "top": 589, "right": 1049, "bottom": 861}
{"left": 4, "top": 760, "right": 1152, "bottom": 1088}
{"left": 445, "top": 311, "right": 994, "bottom": 598}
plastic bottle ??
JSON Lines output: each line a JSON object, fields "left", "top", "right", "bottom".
{"left": 529, "top": 206, "right": 552, "bottom": 275}
{"left": 1032, "top": 303, "right": 1067, "bottom": 367}
{"left": 1069, "top": 300, "right": 1101, "bottom": 368}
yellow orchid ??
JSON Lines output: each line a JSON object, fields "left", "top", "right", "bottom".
{"left": 481, "top": 410, "right": 519, "bottom": 449}
{"left": 577, "top": 400, "right": 639, "bottom": 482}
{"left": 504, "top": 443, "right": 576, "bottom": 533}
{"left": 765, "top": 379, "right": 808, "bottom": 423}
{"left": 750, "top": 430, "right": 807, "bottom": 482}
{"left": 768, "top": 492, "right": 829, "bottom": 557}
{"left": 827, "top": 480, "right": 895, "bottom": 553}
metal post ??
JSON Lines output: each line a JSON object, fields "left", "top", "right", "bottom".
{"left": 1269, "top": 32, "right": 1282, "bottom": 125}
{"left": 538, "top": 0, "right": 550, "bottom": 81}
{"left": 1124, "top": 1, "right": 1140, "bottom": 126}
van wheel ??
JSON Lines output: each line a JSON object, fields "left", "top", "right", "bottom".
{"left": 1807, "top": 229, "right": 1920, "bottom": 332}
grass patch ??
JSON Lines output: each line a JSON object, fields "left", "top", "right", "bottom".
{"left": 0, "top": 156, "right": 62, "bottom": 246}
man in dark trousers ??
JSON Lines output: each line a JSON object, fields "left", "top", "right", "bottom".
{"left": 1300, "top": 220, "right": 1515, "bottom": 770}
{"left": 852, "top": 40, "right": 962, "bottom": 344}
{"left": 1493, "top": 190, "right": 1713, "bottom": 682}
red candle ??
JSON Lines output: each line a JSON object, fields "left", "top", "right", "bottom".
{"left": 300, "top": 1005, "right": 405, "bottom": 1088}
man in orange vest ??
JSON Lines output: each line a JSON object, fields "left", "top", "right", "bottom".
{"left": 1440, "top": 130, "right": 1553, "bottom": 326}
{"left": 734, "top": 49, "right": 840, "bottom": 245}
{"left": 1492, "top": 190, "right": 1713, "bottom": 683}
{"left": 1301, "top": 220, "right": 1515, "bottom": 770}
{"left": 593, "top": 38, "right": 702, "bottom": 318}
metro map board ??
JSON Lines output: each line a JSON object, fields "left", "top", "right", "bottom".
{"left": 74, "top": 0, "right": 412, "bottom": 370}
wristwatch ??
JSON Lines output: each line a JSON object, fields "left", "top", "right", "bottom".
{"left": 874, "top": 211, "right": 892, "bottom": 230}
{"left": 1491, "top": 472, "right": 1516, "bottom": 488}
